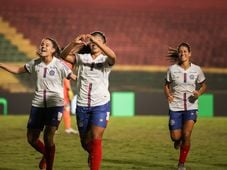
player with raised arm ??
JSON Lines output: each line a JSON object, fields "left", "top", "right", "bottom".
{"left": 0, "top": 37, "right": 76, "bottom": 170}
{"left": 164, "top": 43, "right": 207, "bottom": 170}
{"left": 60, "top": 31, "right": 116, "bottom": 170}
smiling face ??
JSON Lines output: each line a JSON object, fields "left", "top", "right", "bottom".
{"left": 178, "top": 45, "right": 191, "bottom": 64}
{"left": 38, "top": 38, "right": 56, "bottom": 58}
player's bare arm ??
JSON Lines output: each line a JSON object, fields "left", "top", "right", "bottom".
{"left": 87, "top": 34, "right": 116, "bottom": 65}
{"left": 193, "top": 81, "right": 207, "bottom": 98}
{"left": 60, "top": 34, "right": 87, "bottom": 64}
{"left": 0, "top": 63, "right": 26, "bottom": 74}
{"left": 164, "top": 82, "right": 174, "bottom": 103}
{"left": 69, "top": 73, "right": 77, "bottom": 81}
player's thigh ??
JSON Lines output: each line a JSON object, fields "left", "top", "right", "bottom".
{"left": 27, "top": 128, "right": 42, "bottom": 143}
{"left": 43, "top": 125, "right": 58, "bottom": 145}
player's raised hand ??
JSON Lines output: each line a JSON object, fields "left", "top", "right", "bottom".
{"left": 86, "top": 34, "right": 99, "bottom": 44}
{"left": 72, "top": 34, "right": 87, "bottom": 46}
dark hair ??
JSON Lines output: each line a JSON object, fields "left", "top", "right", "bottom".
{"left": 166, "top": 42, "right": 191, "bottom": 62}
{"left": 91, "top": 31, "right": 106, "bottom": 43}
{"left": 78, "top": 45, "right": 91, "bottom": 54}
{"left": 178, "top": 42, "right": 191, "bottom": 52}
{"left": 46, "top": 37, "right": 61, "bottom": 58}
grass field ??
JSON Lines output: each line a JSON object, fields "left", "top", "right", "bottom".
{"left": 0, "top": 115, "right": 227, "bottom": 170}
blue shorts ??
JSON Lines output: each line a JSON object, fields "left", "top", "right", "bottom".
{"left": 169, "top": 109, "right": 197, "bottom": 131}
{"left": 76, "top": 102, "right": 110, "bottom": 136}
{"left": 27, "top": 106, "right": 64, "bottom": 130}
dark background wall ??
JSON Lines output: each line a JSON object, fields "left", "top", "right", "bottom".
{"left": 0, "top": 91, "right": 226, "bottom": 116}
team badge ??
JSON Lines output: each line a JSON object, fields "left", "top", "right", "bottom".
{"left": 49, "top": 70, "right": 55, "bottom": 76}
{"left": 189, "top": 74, "right": 194, "bottom": 80}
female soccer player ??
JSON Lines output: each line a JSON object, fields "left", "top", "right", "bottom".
{"left": 60, "top": 31, "right": 116, "bottom": 170}
{"left": 0, "top": 37, "right": 76, "bottom": 170}
{"left": 164, "top": 42, "right": 207, "bottom": 170}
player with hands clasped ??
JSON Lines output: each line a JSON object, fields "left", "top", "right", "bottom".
{"left": 164, "top": 43, "right": 207, "bottom": 170}
{"left": 61, "top": 31, "right": 116, "bottom": 170}
{"left": 0, "top": 37, "right": 76, "bottom": 170}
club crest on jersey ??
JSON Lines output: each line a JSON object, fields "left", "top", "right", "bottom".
{"left": 49, "top": 70, "right": 55, "bottom": 76}
{"left": 189, "top": 74, "right": 195, "bottom": 80}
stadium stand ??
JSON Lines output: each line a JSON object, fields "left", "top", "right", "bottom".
{"left": 0, "top": 0, "right": 227, "bottom": 92}
{"left": 0, "top": 0, "right": 226, "bottom": 67}
{"left": 0, "top": 34, "right": 29, "bottom": 62}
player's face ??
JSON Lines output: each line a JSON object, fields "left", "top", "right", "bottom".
{"left": 89, "top": 35, "right": 104, "bottom": 54}
{"left": 178, "top": 46, "right": 191, "bottom": 63}
{"left": 38, "top": 39, "right": 55, "bottom": 57}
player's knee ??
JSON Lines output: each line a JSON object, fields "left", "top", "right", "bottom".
{"left": 182, "top": 131, "right": 192, "bottom": 140}
{"left": 81, "top": 142, "right": 88, "bottom": 151}
{"left": 27, "top": 137, "right": 37, "bottom": 146}
{"left": 27, "top": 138, "right": 33, "bottom": 145}
{"left": 171, "top": 136, "right": 181, "bottom": 142}
{"left": 44, "top": 136, "right": 54, "bottom": 147}
{"left": 170, "top": 132, "right": 181, "bottom": 141}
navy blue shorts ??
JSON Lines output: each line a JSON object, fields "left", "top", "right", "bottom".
{"left": 27, "top": 106, "right": 64, "bottom": 130}
{"left": 169, "top": 109, "right": 197, "bottom": 131}
{"left": 76, "top": 102, "right": 110, "bottom": 136}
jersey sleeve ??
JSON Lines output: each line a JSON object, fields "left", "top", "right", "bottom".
{"left": 75, "top": 53, "right": 81, "bottom": 66}
{"left": 165, "top": 67, "right": 172, "bottom": 83}
{"left": 61, "top": 62, "right": 72, "bottom": 79}
{"left": 102, "top": 55, "right": 112, "bottom": 68}
{"left": 24, "top": 59, "right": 35, "bottom": 73}
{"left": 197, "top": 67, "right": 206, "bottom": 83}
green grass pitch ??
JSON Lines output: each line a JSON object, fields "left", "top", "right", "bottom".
{"left": 0, "top": 115, "right": 227, "bottom": 170}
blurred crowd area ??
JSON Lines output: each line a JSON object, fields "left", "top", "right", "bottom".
{"left": 0, "top": 0, "right": 227, "bottom": 93}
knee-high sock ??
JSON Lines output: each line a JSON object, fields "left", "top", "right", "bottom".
{"left": 179, "top": 145, "right": 190, "bottom": 164}
{"left": 45, "top": 144, "right": 55, "bottom": 170}
{"left": 34, "top": 139, "right": 45, "bottom": 154}
{"left": 90, "top": 139, "right": 102, "bottom": 170}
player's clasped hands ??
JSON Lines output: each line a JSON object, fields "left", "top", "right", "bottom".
{"left": 72, "top": 34, "right": 100, "bottom": 46}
